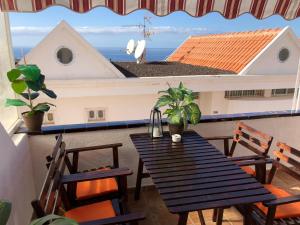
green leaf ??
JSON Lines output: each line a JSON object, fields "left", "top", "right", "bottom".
{"left": 0, "top": 201, "right": 11, "bottom": 225}
{"left": 33, "top": 102, "right": 55, "bottom": 112}
{"left": 21, "top": 92, "right": 39, "bottom": 100}
{"left": 29, "top": 214, "right": 77, "bottom": 225}
{"left": 5, "top": 99, "right": 28, "bottom": 107}
{"left": 168, "top": 108, "right": 181, "bottom": 124}
{"left": 12, "top": 80, "right": 27, "bottom": 94}
{"left": 183, "top": 94, "right": 194, "bottom": 105}
{"left": 179, "top": 82, "right": 184, "bottom": 89}
{"left": 18, "top": 64, "right": 40, "bottom": 81}
{"left": 42, "top": 88, "right": 57, "bottom": 99}
{"left": 7, "top": 69, "right": 21, "bottom": 82}
{"left": 186, "top": 103, "right": 201, "bottom": 125}
{"left": 155, "top": 95, "right": 173, "bottom": 108}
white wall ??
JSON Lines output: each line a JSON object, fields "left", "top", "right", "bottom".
{"left": 0, "top": 124, "right": 36, "bottom": 225}
{"left": 20, "top": 21, "right": 123, "bottom": 80}
{"left": 245, "top": 29, "right": 300, "bottom": 75}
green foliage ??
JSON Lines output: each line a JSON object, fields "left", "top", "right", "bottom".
{"left": 0, "top": 200, "right": 11, "bottom": 225}
{"left": 5, "top": 65, "right": 57, "bottom": 116}
{"left": 30, "top": 215, "right": 78, "bottom": 225}
{"left": 156, "top": 82, "right": 201, "bottom": 128}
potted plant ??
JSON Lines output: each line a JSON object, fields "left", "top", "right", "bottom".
{"left": 0, "top": 200, "right": 11, "bottom": 225}
{"left": 30, "top": 215, "right": 78, "bottom": 225}
{"left": 5, "top": 65, "right": 57, "bottom": 132}
{"left": 155, "top": 82, "right": 201, "bottom": 135}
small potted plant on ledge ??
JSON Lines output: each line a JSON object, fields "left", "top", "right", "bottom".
{"left": 155, "top": 82, "right": 201, "bottom": 135}
{"left": 5, "top": 65, "right": 57, "bottom": 132}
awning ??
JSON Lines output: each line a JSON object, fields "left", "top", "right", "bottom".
{"left": 1, "top": 0, "right": 300, "bottom": 20}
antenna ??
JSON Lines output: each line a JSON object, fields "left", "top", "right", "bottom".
{"left": 134, "top": 40, "right": 146, "bottom": 64}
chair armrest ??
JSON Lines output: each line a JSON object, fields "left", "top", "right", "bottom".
{"left": 235, "top": 158, "right": 273, "bottom": 167}
{"left": 66, "top": 143, "right": 123, "bottom": 153}
{"left": 79, "top": 212, "right": 145, "bottom": 225}
{"left": 264, "top": 195, "right": 300, "bottom": 207}
{"left": 230, "top": 155, "right": 264, "bottom": 162}
{"left": 204, "top": 136, "right": 233, "bottom": 141}
{"left": 61, "top": 167, "right": 132, "bottom": 184}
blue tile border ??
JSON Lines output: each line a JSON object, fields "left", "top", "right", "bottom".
{"left": 16, "top": 110, "right": 300, "bottom": 135}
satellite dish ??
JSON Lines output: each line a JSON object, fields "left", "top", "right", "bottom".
{"left": 134, "top": 40, "right": 146, "bottom": 64}
{"left": 126, "top": 39, "right": 135, "bottom": 55}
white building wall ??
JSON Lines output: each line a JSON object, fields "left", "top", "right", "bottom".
{"left": 244, "top": 29, "right": 300, "bottom": 75}
{"left": 0, "top": 125, "right": 36, "bottom": 225}
{"left": 19, "top": 21, "right": 124, "bottom": 80}
{"left": 226, "top": 97, "right": 293, "bottom": 114}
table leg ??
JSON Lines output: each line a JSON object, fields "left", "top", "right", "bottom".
{"left": 255, "top": 162, "right": 266, "bottom": 184}
{"left": 243, "top": 205, "right": 252, "bottom": 225}
{"left": 216, "top": 208, "right": 224, "bottom": 225}
{"left": 135, "top": 158, "right": 144, "bottom": 200}
{"left": 197, "top": 210, "right": 206, "bottom": 225}
{"left": 178, "top": 213, "right": 188, "bottom": 225}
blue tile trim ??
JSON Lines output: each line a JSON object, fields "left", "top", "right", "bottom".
{"left": 16, "top": 110, "right": 300, "bottom": 135}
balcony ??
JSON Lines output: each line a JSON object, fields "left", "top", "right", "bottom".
{"left": 2, "top": 110, "right": 300, "bottom": 225}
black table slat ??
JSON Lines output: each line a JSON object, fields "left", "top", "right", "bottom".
{"left": 130, "top": 131, "right": 275, "bottom": 214}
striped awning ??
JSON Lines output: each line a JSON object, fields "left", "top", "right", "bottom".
{"left": 1, "top": 0, "right": 300, "bottom": 20}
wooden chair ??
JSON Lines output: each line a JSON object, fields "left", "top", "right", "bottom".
{"left": 206, "top": 122, "right": 273, "bottom": 224}
{"left": 247, "top": 142, "right": 300, "bottom": 225}
{"left": 32, "top": 135, "right": 145, "bottom": 225}
{"left": 46, "top": 134, "right": 125, "bottom": 206}
{"left": 206, "top": 121, "right": 273, "bottom": 183}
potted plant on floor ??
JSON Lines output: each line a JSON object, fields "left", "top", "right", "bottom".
{"left": 0, "top": 200, "right": 11, "bottom": 225}
{"left": 155, "top": 82, "right": 201, "bottom": 135}
{"left": 5, "top": 65, "right": 57, "bottom": 132}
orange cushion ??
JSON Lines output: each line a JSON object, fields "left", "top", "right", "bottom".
{"left": 65, "top": 200, "right": 116, "bottom": 222}
{"left": 241, "top": 166, "right": 256, "bottom": 176}
{"left": 76, "top": 168, "right": 118, "bottom": 200}
{"left": 255, "top": 184, "right": 300, "bottom": 219}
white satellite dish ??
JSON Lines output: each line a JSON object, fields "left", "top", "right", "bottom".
{"left": 134, "top": 40, "right": 146, "bottom": 64}
{"left": 126, "top": 39, "right": 135, "bottom": 55}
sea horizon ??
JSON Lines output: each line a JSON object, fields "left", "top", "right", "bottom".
{"left": 13, "top": 47, "right": 175, "bottom": 62}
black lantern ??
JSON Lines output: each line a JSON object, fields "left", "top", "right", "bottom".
{"left": 149, "top": 107, "right": 163, "bottom": 138}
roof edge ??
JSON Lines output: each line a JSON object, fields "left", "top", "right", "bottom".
{"left": 238, "top": 26, "right": 289, "bottom": 75}
{"left": 166, "top": 36, "right": 191, "bottom": 61}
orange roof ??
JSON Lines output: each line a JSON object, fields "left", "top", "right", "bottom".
{"left": 168, "top": 29, "right": 282, "bottom": 73}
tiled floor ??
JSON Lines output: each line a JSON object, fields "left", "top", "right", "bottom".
{"left": 127, "top": 171, "right": 300, "bottom": 225}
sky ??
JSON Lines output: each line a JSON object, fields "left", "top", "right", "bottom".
{"left": 8, "top": 6, "right": 300, "bottom": 49}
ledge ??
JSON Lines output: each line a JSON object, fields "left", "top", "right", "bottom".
{"left": 16, "top": 110, "right": 300, "bottom": 135}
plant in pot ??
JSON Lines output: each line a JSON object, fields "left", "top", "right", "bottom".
{"left": 155, "top": 82, "right": 201, "bottom": 135}
{"left": 30, "top": 214, "right": 78, "bottom": 225}
{"left": 0, "top": 200, "right": 11, "bottom": 225}
{"left": 5, "top": 65, "right": 57, "bottom": 132}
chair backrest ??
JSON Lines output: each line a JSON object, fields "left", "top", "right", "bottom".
{"left": 268, "top": 142, "right": 300, "bottom": 183}
{"left": 31, "top": 134, "right": 67, "bottom": 217}
{"left": 229, "top": 122, "right": 273, "bottom": 157}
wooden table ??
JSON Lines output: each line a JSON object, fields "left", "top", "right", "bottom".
{"left": 130, "top": 131, "right": 275, "bottom": 225}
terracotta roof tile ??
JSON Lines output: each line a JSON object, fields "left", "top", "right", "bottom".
{"left": 168, "top": 29, "right": 281, "bottom": 73}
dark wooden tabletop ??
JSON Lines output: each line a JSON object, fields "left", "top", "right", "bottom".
{"left": 130, "top": 130, "right": 275, "bottom": 214}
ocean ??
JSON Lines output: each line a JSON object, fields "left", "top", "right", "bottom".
{"left": 13, "top": 47, "right": 175, "bottom": 62}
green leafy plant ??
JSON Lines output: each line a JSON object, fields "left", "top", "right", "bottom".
{"left": 5, "top": 65, "right": 56, "bottom": 116}
{"left": 155, "top": 82, "right": 201, "bottom": 128}
{"left": 0, "top": 200, "right": 11, "bottom": 225}
{"left": 30, "top": 215, "right": 78, "bottom": 225}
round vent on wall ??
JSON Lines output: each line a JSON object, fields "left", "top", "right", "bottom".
{"left": 278, "top": 48, "right": 289, "bottom": 62}
{"left": 56, "top": 47, "right": 73, "bottom": 64}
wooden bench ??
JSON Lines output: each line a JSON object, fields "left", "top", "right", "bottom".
{"left": 32, "top": 134, "right": 145, "bottom": 224}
